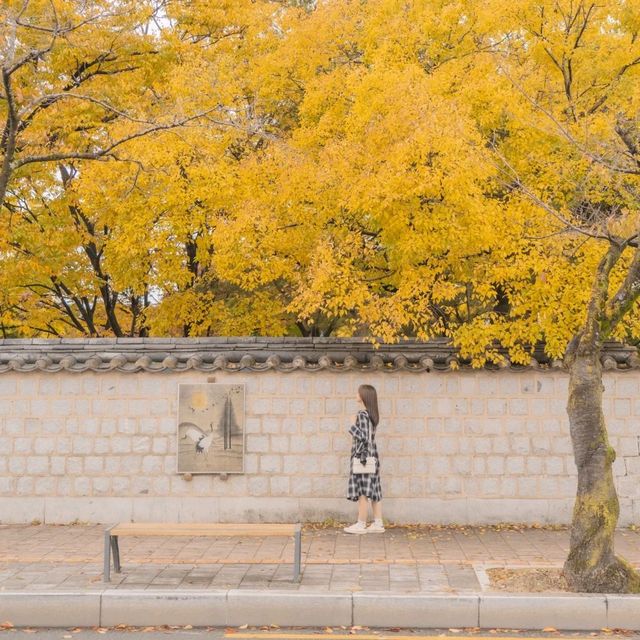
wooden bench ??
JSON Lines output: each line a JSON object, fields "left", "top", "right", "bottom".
{"left": 103, "top": 522, "right": 303, "bottom": 583}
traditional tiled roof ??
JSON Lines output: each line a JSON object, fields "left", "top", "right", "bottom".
{"left": 0, "top": 337, "right": 637, "bottom": 373}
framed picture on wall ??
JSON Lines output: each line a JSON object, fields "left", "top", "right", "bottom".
{"left": 177, "top": 383, "right": 245, "bottom": 474}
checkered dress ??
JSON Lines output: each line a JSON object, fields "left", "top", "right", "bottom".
{"left": 347, "top": 409, "right": 382, "bottom": 502}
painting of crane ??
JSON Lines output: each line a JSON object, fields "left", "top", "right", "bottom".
{"left": 177, "top": 383, "right": 245, "bottom": 474}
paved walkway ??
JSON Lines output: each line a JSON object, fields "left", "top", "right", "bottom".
{"left": 1, "top": 523, "right": 639, "bottom": 593}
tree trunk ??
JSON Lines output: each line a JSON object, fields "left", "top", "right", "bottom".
{"left": 563, "top": 340, "right": 640, "bottom": 592}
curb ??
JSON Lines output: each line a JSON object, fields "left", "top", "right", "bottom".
{"left": 1, "top": 590, "right": 640, "bottom": 630}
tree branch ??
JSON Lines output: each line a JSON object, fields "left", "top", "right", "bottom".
{"left": 49, "top": 278, "right": 91, "bottom": 334}
{"left": 18, "top": 92, "right": 160, "bottom": 125}
{"left": 11, "top": 108, "right": 219, "bottom": 170}
{"left": 0, "top": 69, "right": 19, "bottom": 208}
{"left": 495, "top": 61, "right": 640, "bottom": 176}
{"left": 579, "top": 243, "right": 623, "bottom": 350}
{"left": 587, "top": 55, "right": 640, "bottom": 115}
{"left": 604, "top": 245, "right": 640, "bottom": 335}
{"left": 14, "top": 11, "right": 109, "bottom": 36}
{"left": 490, "top": 145, "right": 612, "bottom": 241}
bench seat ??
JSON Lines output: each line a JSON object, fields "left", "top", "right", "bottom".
{"left": 103, "top": 522, "right": 303, "bottom": 582}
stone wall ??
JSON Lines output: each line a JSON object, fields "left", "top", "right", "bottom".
{"left": 0, "top": 338, "right": 639, "bottom": 525}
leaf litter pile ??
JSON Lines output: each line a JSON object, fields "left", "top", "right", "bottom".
{"left": 487, "top": 568, "right": 570, "bottom": 592}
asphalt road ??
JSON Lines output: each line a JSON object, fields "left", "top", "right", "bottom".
{"left": 1, "top": 628, "right": 639, "bottom": 640}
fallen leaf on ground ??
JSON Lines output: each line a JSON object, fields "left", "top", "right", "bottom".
{"left": 543, "top": 627, "right": 558, "bottom": 632}
{"left": 448, "top": 629, "right": 462, "bottom": 633}
{"left": 183, "top": 625, "right": 193, "bottom": 630}
{"left": 238, "top": 624, "right": 248, "bottom": 629}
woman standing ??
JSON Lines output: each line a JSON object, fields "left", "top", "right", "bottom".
{"left": 344, "top": 384, "right": 384, "bottom": 534}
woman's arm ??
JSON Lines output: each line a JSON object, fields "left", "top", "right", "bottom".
{"left": 349, "top": 411, "right": 369, "bottom": 458}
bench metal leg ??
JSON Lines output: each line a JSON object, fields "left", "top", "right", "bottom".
{"left": 103, "top": 530, "right": 112, "bottom": 582}
{"left": 111, "top": 536, "right": 121, "bottom": 573}
{"left": 293, "top": 527, "right": 302, "bottom": 582}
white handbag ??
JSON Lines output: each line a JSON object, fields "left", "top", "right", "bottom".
{"left": 352, "top": 456, "right": 377, "bottom": 474}
{"left": 352, "top": 415, "right": 376, "bottom": 474}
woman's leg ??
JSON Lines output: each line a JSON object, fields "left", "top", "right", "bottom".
{"left": 344, "top": 496, "right": 369, "bottom": 534}
{"left": 372, "top": 500, "right": 382, "bottom": 520}
{"left": 358, "top": 496, "right": 369, "bottom": 522}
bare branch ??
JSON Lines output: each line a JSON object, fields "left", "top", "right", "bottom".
{"left": 573, "top": 3, "right": 595, "bottom": 50}
{"left": 490, "top": 144, "right": 610, "bottom": 241}
{"left": 495, "top": 61, "right": 640, "bottom": 176}
{"left": 16, "top": 0, "right": 31, "bottom": 21}
{"left": 12, "top": 108, "right": 219, "bottom": 170}
{"left": 5, "top": 39, "right": 57, "bottom": 76}
{"left": 19, "top": 93, "right": 159, "bottom": 125}
{"left": 587, "top": 56, "right": 640, "bottom": 115}
{"left": 523, "top": 227, "right": 574, "bottom": 241}
{"left": 49, "top": 278, "right": 90, "bottom": 334}
{"left": 614, "top": 116, "right": 640, "bottom": 170}
{"left": 15, "top": 11, "right": 109, "bottom": 35}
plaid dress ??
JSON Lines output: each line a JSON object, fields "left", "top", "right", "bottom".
{"left": 347, "top": 409, "right": 382, "bottom": 502}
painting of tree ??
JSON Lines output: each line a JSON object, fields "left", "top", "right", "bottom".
{"left": 177, "top": 383, "right": 244, "bottom": 474}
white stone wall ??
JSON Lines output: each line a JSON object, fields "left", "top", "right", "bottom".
{"left": 1, "top": 369, "right": 639, "bottom": 525}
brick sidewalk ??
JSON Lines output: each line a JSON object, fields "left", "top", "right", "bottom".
{"left": 1, "top": 524, "right": 639, "bottom": 593}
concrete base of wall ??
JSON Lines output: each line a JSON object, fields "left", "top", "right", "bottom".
{"left": 3, "top": 495, "right": 635, "bottom": 525}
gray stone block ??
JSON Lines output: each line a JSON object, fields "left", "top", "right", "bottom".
{"left": 100, "top": 590, "right": 228, "bottom": 626}
{"left": 226, "top": 590, "right": 352, "bottom": 626}
{"left": 383, "top": 498, "right": 469, "bottom": 524}
{"left": 480, "top": 595, "right": 608, "bottom": 630}
{"left": 0, "top": 593, "right": 100, "bottom": 627}
{"left": 0, "top": 497, "right": 44, "bottom": 523}
{"left": 607, "top": 595, "right": 640, "bottom": 630}
{"left": 217, "top": 497, "right": 300, "bottom": 523}
{"left": 353, "top": 594, "right": 479, "bottom": 628}
{"left": 466, "top": 498, "right": 553, "bottom": 524}
{"left": 44, "top": 497, "right": 133, "bottom": 524}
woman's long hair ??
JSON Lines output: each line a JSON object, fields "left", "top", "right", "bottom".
{"left": 358, "top": 384, "right": 379, "bottom": 427}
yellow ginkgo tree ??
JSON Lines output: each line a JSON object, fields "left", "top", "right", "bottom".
{"left": 481, "top": 0, "right": 640, "bottom": 593}
{"left": 216, "top": 0, "right": 640, "bottom": 592}
{"left": 0, "top": 0, "right": 188, "bottom": 335}
{"left": 0, "top": 0, "right": 285, "bottom": 337}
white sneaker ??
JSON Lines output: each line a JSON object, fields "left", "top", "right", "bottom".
{"left": 366, "top": 522, "right": 385, "bottom": 533}
{"left": 343, "top": 521, "right": 368, "bottom": 534}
